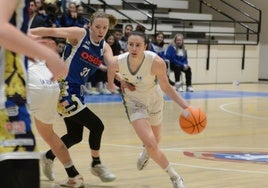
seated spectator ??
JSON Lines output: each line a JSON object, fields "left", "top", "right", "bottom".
{"left": 106, "top": 32, "right": 123, "bottom": 55}
{"left": 113, "top": 28, "right": 123, "bottom": 44}
{"left": 30, "top": 1, "right": 62, "bottom": 28}
{"left": 119, "top": 24, "right": 133, "bottom": 52}
{"left": 149, "top": 32, "right": 174, "bottom": 86}
{"left": 60, "top": 2, "right": 86, "bottom": 27}
{"left": 165, "top": 33, "right": 194, "bottom": 92}
{"left": 55, "top": 38, "right": 66, "bottom": 56}
{"left": 76, "top": 5, "right": 89, "bottom": 28}
{"left": 135, "top": 24, "right": 146, "bottom": 33}
{"left": 30, "top": 0, "right": 47, "bottom": 28}
{"left": 44, "top": 2, "right": 62, "bottom": 27}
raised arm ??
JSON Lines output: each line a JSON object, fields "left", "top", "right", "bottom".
{"left": 29, "top": 26, "right": 85, "bottom": 44}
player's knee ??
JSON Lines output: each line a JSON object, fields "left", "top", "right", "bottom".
{"left": 71, "top": 135, "right": 83, "bottom": 144}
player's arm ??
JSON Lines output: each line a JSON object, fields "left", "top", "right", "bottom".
{"left": 153, "top": 56, "right": 189, "bottom": 109}
{"left": 0, "top": 0, "right": 67, "bottom": 81}
{"left": 114, "top": 71, "right": 135, "bottom": 93}
{"left": 29, "top": 27, "right": 85, "bottom": 44}
{"left": 103, "top": 43, "right": 119, "bottom": 93}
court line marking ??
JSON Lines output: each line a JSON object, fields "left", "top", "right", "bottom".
{"left": 36, "top": 137, "right": 268, "bottom": 174}
{"left": 170, "top": 162, "right": 268, "bottom": 174}
{"left": 101, "top": 143, "right": 268, "bottom": 174}
{"left": 219, "top": 100, "right": 268, "bottom": 121}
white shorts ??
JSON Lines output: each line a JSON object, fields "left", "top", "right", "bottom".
{"left": 123, "top": 87, "right": 164, "bottom": 125}
{"left": 28, "top": 60, "right": 59, "bottom": 124}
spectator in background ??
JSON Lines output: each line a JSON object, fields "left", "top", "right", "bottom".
{"left": 29, "top": 0, "right": 37, "bottom": 20}
{"left": 135, "top": 24, "right": 146, "bottom": 33}
{"left": 106, "top": 32, "right": 123, "bottom": 55}
{"left": 149, "top": 32, "right": 175, "bottom": 86}
{"left": 55, "top": 38, "right": 66, "bottom": 56}
{"left": 45, "top": 2, "right": 62, "bottom": 27}
{"left": 119, "top": 24, "right": 133, "bottom": 52}
{"left": 60, "top": 2, "right": 85, "bottom": 27}
{"left": 35, "top": 0, "right": 46, "bottom": 16}
{"left": 149, "top": 32, "right": 165, "bottom": 58}
{"left": 30, "top": 1, "right": 62, "bottom": 28}
{"left": 165, "top": 33, "right": 194, "bottom": 92}
{"left": 113, "top": 28, "right": 123, "bottom": 43}
{"left": 30, "top": 0, "right": 47, "bottom": 28}
{"left": 77, "top": 4, "right": 84, "bottom": 14}
{"left": 76, "top": 4, "right": 89, "bottom": 28}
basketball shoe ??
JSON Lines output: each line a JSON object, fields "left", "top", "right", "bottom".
{"left": 170, "top": 176, "right": 185, "bottom": 188}
{"left": 40, "top": 152, "right": 55, "bottom": 181}
{"left": 175, "top": 81, "right": 184, "bottom": 92}
{"left": 91, "top": 164, "right": 116, "bottom": 182}
{"left": 60, "top": 174, "right": 84, "bottom": 188}
{"left": 186, "top": 86, "right": 194, "bottom": 92}
{"left": 137, "top": 147, "right": 150, "bottom": 170}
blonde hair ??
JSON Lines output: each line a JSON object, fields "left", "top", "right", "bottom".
{"left": 173, "top": 33, "right": 186, "bottom": 55}
{"left": 89, "top": 11, "right": 117, "bottom": 29}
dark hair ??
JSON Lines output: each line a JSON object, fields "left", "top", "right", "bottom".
{"left": 105, "top": 32, "right": 115, "bottom": 41}
{"left": 129, "top": 31, "right": 149, "bottom": 49}
{"left": 124, "top": 24, "right": 133, "bottom": 30}
{"left": 153, "top": 32, "right": 165, "bottom": 47}
{"left": 135, "top": 24, "right": 146, "bottom": 33}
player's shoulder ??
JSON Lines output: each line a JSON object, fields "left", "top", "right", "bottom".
{"left": 118, "top": 52, "right": 129, "bottom": 60}
{"left": 144, "top": 50, "right": 157, "bottom": 57}
{"left": 116, "top": 52, "right": 129, "bottom": 66}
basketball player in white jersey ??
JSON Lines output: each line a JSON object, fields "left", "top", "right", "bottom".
{"left": 27, "top": 36, "right": 84, "bottom": 187}
{"left": 108, "top": 31, "right": 189, "bottom": 188}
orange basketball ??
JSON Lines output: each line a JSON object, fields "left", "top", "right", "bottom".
{"left": 179, "top": 107, "right": 207, "bottom": 134}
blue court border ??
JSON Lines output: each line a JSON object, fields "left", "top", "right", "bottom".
{"left": 84, "top": 90, "right": 268, "bottom": 104}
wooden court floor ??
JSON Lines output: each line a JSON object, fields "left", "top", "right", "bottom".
{"left": 36, "top": 82, "right": 268, "bottom": 188}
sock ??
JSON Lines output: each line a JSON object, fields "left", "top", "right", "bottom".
{"left": 165, "top": 163, "right": 179, "bottom": 178}
{"left": 64, "top": 161, "right": 79, "bottom": 178}
{"left": 45, "top": 150, "right": 56, "bottom": 161}
{"left": 91, "top": 156, "right": 101, "bottom": 167}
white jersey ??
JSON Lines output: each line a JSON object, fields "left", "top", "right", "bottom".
{"left": 28, "top": 59, "right": 60, "bottom": 124}
{"left": 118, "top": 51, "right": 164, "bottom": 125}
{"left": 118, "top": 51, "right": 161, "bottom": 97}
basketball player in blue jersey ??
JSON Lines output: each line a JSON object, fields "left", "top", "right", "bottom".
{"left": 30, "top": 11, "right": 117, "bottom": 184}
{"left": 0, "top": 0, "right": 67, "bottom": 188}
{"left": 108, "top": 31, "right": 189, "bottom": 188}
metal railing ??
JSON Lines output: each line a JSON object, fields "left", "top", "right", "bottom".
{"left": 82, "top": 0, "right": 261, "bottom": 46}
{"left": 198, "top": 0, "right": 261, "bottom": 45}
{"left": 91, "top": 0, "right": 156, "bottom": 31}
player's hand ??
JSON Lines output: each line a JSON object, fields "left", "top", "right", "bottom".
{"left": 183, "top": 64, "right": 189, "bottom": 70}
{"left": 121, "top": 80, "right": 136, "bottom": 93}
{"left": 99, "top": 64, "right": 107, "bottom": 72}
{"left": 107, "top": 83, "right": 118, "bottom": 94}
